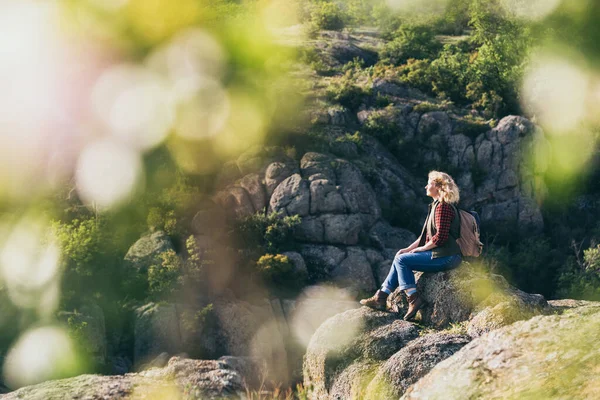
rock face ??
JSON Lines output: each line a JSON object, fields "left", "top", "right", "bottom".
{"left": 402, "top": 303, "right": 600, "bottom": 399}
{"left": 303, "top": 307, "right": 419, "bottom": 400}
{"left": 2, "top": 356, "right": 263, "bottom": 400}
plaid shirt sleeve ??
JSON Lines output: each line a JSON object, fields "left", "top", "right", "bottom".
{"left": 431, "top": 202, "right": 455, "bottom": 246}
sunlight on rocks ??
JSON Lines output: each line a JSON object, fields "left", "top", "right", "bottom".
{"left": 92, "top": 64, "right": 174, "bottom": 151}
{"left": 3, "top": 326, "right": 81, "bottom": 389}
{"left": 75, "top": 138, "right": 144, "bottom": 210}
{"left": 131, "top": 381, "right": 181, "bottom": 400}
{"left": 290, "top": 285, "right": 358, "bottom": 348}
{"left": 0, "top": 218, "right": 61, "bottom": 315}
{"left": 501, "top": 0, "right": 561, "bottom": 20}
{"left": 522, "top": 52, "right": 589, "bottom": 133}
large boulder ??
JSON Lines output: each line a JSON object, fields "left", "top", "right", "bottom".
{"left": 134, "top": 303, "right": 182, "bottom": 366}
{"left": 303, "top": 307, "right": 418, "bottom": 400}
{"left": 402, "top": 302, "right": 600, "bottom": 399}
{"left": 211, "top": 297, "right": 288, "bottom": 383}
{"left": 365, "top": 332, "right": 470, "bottom": 399}
{"left": 2, "top": 356, "right": 264, "bottom": 400}
{"left": 124, "top": 231, "right": 174, "bottom": 274}
{"left": 414, "top": 263, "right": 550, "bottom": 329}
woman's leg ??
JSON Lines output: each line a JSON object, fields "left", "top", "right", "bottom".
{"left": 394, "top": 251, "right": 462, "bottom": 320}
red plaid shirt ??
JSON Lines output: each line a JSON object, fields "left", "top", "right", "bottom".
{"left": 427, "top": 202, "right": 455, "bottom": 246}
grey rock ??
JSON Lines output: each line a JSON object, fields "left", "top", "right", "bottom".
{"left": 303, "top": 308, "right": 418, "bottom": 400}
{"left": 269, "top": 173, "right": 310, "bottom": 217}
{"left": 134, "top": 303, "right": 181, "bottom": 366}
{"left": 365, "top": 333, "right": 470, "bottom": 399}
{"left": 265, "top": 161, "right": 297, "bottom": 197}
{"left": 300, "top": 244, "right": 346, "bottom": 272}
{"left": 402, "top": 305, "right": 600, "bottom": 399}
{"left": 282, "top": 251, "right": 308, "bottom": 276}
{"left": 368, "top": 221, "right": 416, "bottom": 250}
{"left": 2, "top": 356, "right": 259, "bottom": 400}
{"left": 309, "top": 179, "right": 346, "bottom": 214}
{"left": 331, "top": 247, "right": 376, "bottom": 292}
{"left": 321, "top": 213, "right": 363, "bottom": 245}
{"left": 417, "top": 112, "right": 452, "bottom": 138}
{"left": 124, "top": 231, "right": 174, "bottom": 274}
{"left": 214, "top": 186, "right": 255, "bottom": 218}
{"left": 239, "top": 173, "right": 267, "bottom": 213}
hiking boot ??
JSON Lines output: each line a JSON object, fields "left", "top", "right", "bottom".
{"left": 360, "top": 290, "right": 388, "bottom": 311}
{"left": 403, "top": 292, "right": 425, "bottom": 321}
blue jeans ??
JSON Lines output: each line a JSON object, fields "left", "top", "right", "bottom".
{"left": 382, "top": 251, "right": 462, "bottom": 292}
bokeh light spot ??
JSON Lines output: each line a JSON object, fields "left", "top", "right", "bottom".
{"left": 75, "top": 139, "right": 143, "bottom": 211}
{"left": 92, "top": 65, "right": 173, "bottom": 151}
{"left": 522, "top": 52, "right": 589, "bottom": 133}
{"left": 3, "top": 326, "right": 81, "bottom": 389}
{"left": 501, "top": 0, "right": 561, "bottom": 20}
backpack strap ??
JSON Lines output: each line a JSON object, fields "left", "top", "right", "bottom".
{"left": 449, "top": 203, "right": 462, "bottom": 239}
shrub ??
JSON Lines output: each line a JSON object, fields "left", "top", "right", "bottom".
{"left": 363, "top": 108, "right": 398, "bottom": 144}
{"left": 310, "top": 2, "right": 346, "bottom": 31}
{"left": 256, "top": 254, "right": 294, "bottom": 283}
{"left": 380, "top": 24, "right": 442, "bottom": 66}
{"left": 147, "top": 236, "right": 206, "bottom": 300}
{"left": 326, "top": 72, "right": 371, "bottom": 111}
{"left": 234, "top": 212, "right": 301, "bottom": 254}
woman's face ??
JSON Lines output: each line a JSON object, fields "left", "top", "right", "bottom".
{"left": 425, "top": 179, "right": 439, "bottom": 198}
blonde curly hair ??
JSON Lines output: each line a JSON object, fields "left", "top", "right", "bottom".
{"left": 428, "top": 171, "right": 460, "bottom": 204}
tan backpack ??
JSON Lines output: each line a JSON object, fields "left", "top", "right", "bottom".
{"left": 451, "top": 205, "right": 483, "bottom": 257}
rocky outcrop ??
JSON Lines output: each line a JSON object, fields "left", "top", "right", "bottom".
{"left": 2, "top": 356, "right": 264, "bottom": 400}
{"left": 402, "top": 303, "right": 600, "bottom": 399}
{"left": 365, "top": 333, "right": 470, "bottom": 399}
{"left": 303, "top": 307, "right": 419, "bottom": 400}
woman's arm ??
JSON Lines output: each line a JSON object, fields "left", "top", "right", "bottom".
{"left": 396, "top": 238, "right": 420, "bottom": 256}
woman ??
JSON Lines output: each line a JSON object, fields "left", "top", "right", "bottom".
{"left": 360, "top": 170, "right": 463, "bottom": 320}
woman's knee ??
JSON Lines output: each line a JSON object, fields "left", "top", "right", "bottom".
{"left": 394, "top": 253, "right": 410, "bottom": 266}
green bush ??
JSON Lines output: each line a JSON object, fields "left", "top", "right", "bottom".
{"left": 147, "top": 236, "right": 206, "bottom": 300}
{"left": 380, "top": 24, "right": 442, "bottom": 66}
{"left": 256, "top": 253, "right": 294, "bottom": 282}
{"left": 234, "top": 212, "right": 301, "bottom": 254}
{"left": 310, "top": 2, "right": 346, "bottom": 31}
{"left": 363, "top": 107, "right": 398, "bottom": 144}
{"left": 326, "top": 72, "right": 371, "bottom": 111}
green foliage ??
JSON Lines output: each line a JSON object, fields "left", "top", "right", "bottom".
{"left": 335, "top": 131, "right": 364, "bottom": 147}
{"left": 310, "top": 2, "right": 346, "bottom": 31}
{"left": 298, "top": 48, "right": 338, "bottom": 76}
{"left": 235, "top": 212, "right": 301, "bottom": 254}
{"left": 412, "top": 100, "right": 453, "bottom": 114}
{"left": 326, "top": 71, "right": 371, "bottom": 111}
{"left": 381, "top": 24, "right": 443, "bottom": 66}
{"left": 52, "top": 216, "right": 134, "bottom": 307}
{"left": 256, "top": 254, "right": 294, "bottom": 282}
{"left": 180, "top": 304, "right": 217, "bottom": 358}
{"left": 148, "top": 236, "right": 206, "bottom": 300}
{"left": 362, "top": 107, "right": 398, "bottom": 144}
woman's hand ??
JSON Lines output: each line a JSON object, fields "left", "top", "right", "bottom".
{"left": 395, "top": 248, "right": 409, "bottom": 257}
